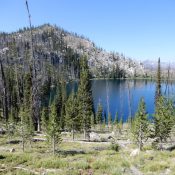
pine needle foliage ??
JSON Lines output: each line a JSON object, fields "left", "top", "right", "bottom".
{"left": 96, "top": 102, "right": 103, "bottom": 125}
{"left": 132, "top": 97, "right": 149, "bottom": 151}
{"left": 77, "top": 55, "right": 94, "bottom": 140}
{"left": 65, "top": 91, "right": 80, "bottom": 140}
{"left": 47, "top": 102, "right": 62, "bottom": 155}
{"left": 154, "top": 96, "right": 175, "bottom": 145}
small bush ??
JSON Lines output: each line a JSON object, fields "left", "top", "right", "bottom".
{"left": 0, "top": 155, "right": 5, "bottom": 159}
{"left": 121, "top": 160, "right": 130, "bottom": 168}
{"left": 72, "top": 160, "right": 90, "bottom": 170}
{"left": 92, "top": 160, "right": 109, "bottom": 170}
{"left": 110, "top": 143, "right": 120, "bottom": 152}
{"left": 35, "top": 157, "right": 68, "bottom": 168}
{"left": 143, "top": 161, "right": 169, "bottom": 172}
{"left": 100, "top": 137, "right": 108, "bottom": 142}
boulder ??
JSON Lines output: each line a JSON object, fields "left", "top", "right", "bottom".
{"left": 0, "top": 128, "right": 5, "bottom": 134}
{"left": 32, "top": 138, "right": 47, "bottom": 142}
{"left": 9, "top": 148, "right": 15, "bottom": 152}
{"left": 164, "top": 145, "right": 175, "bottom": 151}
{"left": 90, "top": 132, "right": 101, "bottom": 142}
{"left": 130, "top": 149, "right": 140, "bottom": 157}
{"left": 6, "top": 140, "right": 21, "bottom": 144}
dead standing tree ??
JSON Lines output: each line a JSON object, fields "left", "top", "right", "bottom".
{"left": 25, "top": 0, "right": 41, "bottom": 131}
{"left": 0, "top": 48, "right": 9, "bottom": 122}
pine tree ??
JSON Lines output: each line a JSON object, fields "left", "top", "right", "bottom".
{"left": 77, "top": 55, "right": 94, "bottom": 140}
{"left": 6, "top": 111, "right": 16, "bottom": 143}
{"left": 108, "top": 112, "right": 112, "bottom": 126}
{"left": 47, "top": 102, "right": 62, "bottom": 155}
{"left": 132, "top": 97, "right": 149, "bottom": 151}
{"left": 65, "top": 92, "right": 80, "bottom": 140}
{"left": 55, "top": 81, "right": 67, "bottom": 130}
{"left": 60, "top": 81, "right": 67, "bottom": 130}
{"left": 103, "top": 111, "right": 107, "bottom": 125}
{"left": 154, "top": 96, "right": 175, "bottom": 148}
{"left": 41, "top": 107, "right": 49, "bottom": 133}
{"left": 24, "top": 72, "right": 32, "bottom": 107}
{"left": 155, "top": 57, "right": 161, "bottom": 106}
{"left": 55, "top": 82, "right": 62, "bottom": 119}
{"left": 96, "top": 102, "right": 103, "bottom": 125}
{"left": 113, "top": 112, "right": 119, "bottom": 125}
{"left": 118, "top": 115, "right": 123, "bottom": 133}
{"left": 18, "top": 105, "right": 34, "bottom": 152}
{"left": 0, "top": 60, "right": 8, "bottom": 122}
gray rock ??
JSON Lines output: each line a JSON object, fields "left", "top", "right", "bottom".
{"left": 9, "top": 148, "right": 15, "bottom": 152}
{"left": 32, "top": 138, "right": 47, "bottom": 142}
{"left": 6, "top": 140, "right": 21, "bottom": 144}
{"left": 90, "top": 132, "right": 101, "bottom": 142}
{"left": 130, "top": 149, "right": 140, "bottom": 157}
{"left": 0, "top": 128, "right": 5, "bottom": 134}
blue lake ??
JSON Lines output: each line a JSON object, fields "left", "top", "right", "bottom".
{"left": 67, "top": 79, "right": 175, "bottom": 122}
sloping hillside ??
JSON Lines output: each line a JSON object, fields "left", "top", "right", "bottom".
{"left": 0, "top": 24, "right": 145, "bottom": 79}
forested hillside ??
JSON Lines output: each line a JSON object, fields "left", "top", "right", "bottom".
{"left": 1, "top": 1, "right": 175, "bottom": 174}
{"left": 0, "top": 24, "right": 145, "bottom": 129}
{"left": 0, "top": 24, "right": 145, "bottom": 80}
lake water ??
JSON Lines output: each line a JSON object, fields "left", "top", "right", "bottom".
{"left": 68, "top": 79, "right": 175, "bottom": 122}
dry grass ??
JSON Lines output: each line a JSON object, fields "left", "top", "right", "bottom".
{"left": 0, "top": 129, "right": 175, "bottom": 175}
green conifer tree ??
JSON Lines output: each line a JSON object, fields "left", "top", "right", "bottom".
{"left": 41, "top": 107, "right": 49, "bottom": 133}
{"left": 108, "top": 112, "right": 112, "bottom": 126}
{"left": 65, "top": 92, "right": 80, "bottom": 140}
{"left": 155, "top": 57, "right": 161, "bottom": 106}
{"left": 132, "top": 97, "right": 149, "bottom": 151}
{"left": 18, "top": 105, "right": 34, "bottom": 152}
{"left": 154, "top": 96, "right": 175, "bottom": 149}
{"left": 77, "top": 55, "right": 94, "bottom": 140}
{"left": 114, "top": 112, "right": 119, "bottom": 125}
{"left": 96, "top": 102, "right": 103, "bottom": 125}
{"left": 60, "top": 81, "right": 67, "bottom": 130}
{"left": 47, "top": 102, "right": 62, "bottom": 155}
{"left": 55, "top": 82, "right": 62, "bottom": 118}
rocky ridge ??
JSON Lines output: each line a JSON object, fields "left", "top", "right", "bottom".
{"left": 0, "top": 24, "right": 145, "bottom": 78}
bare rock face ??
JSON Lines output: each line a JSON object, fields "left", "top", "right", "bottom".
{"left": 0, "top": 24, "right": 145, "bottom": 79}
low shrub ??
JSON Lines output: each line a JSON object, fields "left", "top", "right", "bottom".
{"left": 110, "top": 143, "right": 120, "bottom": 152}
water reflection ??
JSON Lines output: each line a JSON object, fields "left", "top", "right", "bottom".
{"left": 68, "top": 79, "right": 175, "bottom": 122}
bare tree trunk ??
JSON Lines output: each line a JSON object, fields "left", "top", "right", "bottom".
{"left": 22, "top": 134, "right": 25, "bottom": 152}
{"left": 72, "top": 130, "right": 74, "bottom": 141}
{"left": 139, "top": 124, "right": 142, "bottom": 151}
{"left": 164, "top": 65, "right": 170, "bottom": 97}
{"left": 0, "top": 60, "right": 8, "bottom": 122}
{"left": 15, "top": 63, "right": 21, "bottom": 106}
{"left": 119, "top": 81, "right": 123, "bottom": 130}
{"left": 72, "top": 125, "right": 75, "bottom": 141}
{"left": 87, "top": 133, "right": 90, "bottom": 142}
{"left": 127, "top": 81, "right": 132, "bottom": 126}
{"left": 21, "top": 123, "right": 25, "bottom": 152}
{"left": 25, "top": 0, "right": 41, "bottom": 131}
{"left": 37, "top": 117, "right": 41, "bottom": 132}
{"left": 84, "top": 128, "right": 86, "bottom": 140}
{"left": 160, "top": 139, "right": 163, "bottom": 151}
{"left": 53, "top": 136, "right": 55, "bottom": 155}
{"left": 106, "top": 80, "right": 110, "bottom": 129}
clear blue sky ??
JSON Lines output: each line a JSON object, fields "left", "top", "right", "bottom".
{"left": 1, "top": 0, "right": 175, "bottom": 61}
